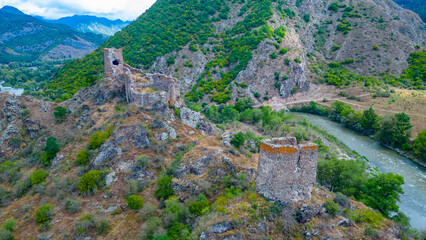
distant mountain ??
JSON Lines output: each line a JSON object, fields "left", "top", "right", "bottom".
{"left": 393, "top": 0, "right": 426, "bottom": 22}
{"left": 0, "top": 6, "right": 107, "bottom": 63}
{"left": 40, "top": 15, "right": 131, "bottom": 36}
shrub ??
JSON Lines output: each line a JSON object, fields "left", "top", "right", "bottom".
{"left": 97, "top": 220, "right": 109, "bottom": 235}
{"left": 413, "top": 129, "right": 426, "bottom": 162}
{"left": 332, "top": 45, "right": 341, "bottom": 51}
{"left": 230, "top": 132, "right": 245, "bottom": 148}
{"left": 154, "top": 176, "right": 174, "bottom": 200}
{"left": 127, "top": 194, "right": 144, "bottom": 210}
{"left": 279, "top": 48, "right": 288, "bottom": 54}
{"left": 333, "top": 192, "right": 351, "bottom": 208}
{"left": 270, "top": 52, "right": 278, "bottom": 59}
{"left": 373, "top": 45, "right": 379, "bottom": 51}
{"left": 30, "top": 169, "right": 48, "bottom": 185}
{"left": 167, "top": 222, "right": 190, "bottom": 240}
{"left": 53, "top": 106, "right": 67, "bottom": 123}
{"left": 35, "top": 204, "right": 54, "bottom": 226}
{"left": 294, "top": 58, "right": 302, "bottom": 63}
{"left": 139, "top": 217, "right": 163, "bottom": 239}
{"left": 41, "top": 136, "right": 60, "bottom": 166}
{"left": 139, "top": 203, "right": 158, "bottom": 221}
{"left": 323, "top": 200, "right": 339, "bottom": 216}
{"left": 76, "top": 150, "right": 90, "bottom": 166}
{"left": 77, "top": 170, "right": 103, "bottom": 193}
{"left": 3, "top": 219, "right": 16, "bottom": 232}
{"left": 76, "top": 214, "right": 95, "bottom": 235}
{"left": 65, "top": 199, "right": 82, "bottom": 214}
{"left": 88, "top": 125, "right": 113, "bottom": 149}
{"left": 189, "top": 194, "right": 209, "bottom": 216}
{"left": 0, "top": 229, "right": 12, "bottom": 240}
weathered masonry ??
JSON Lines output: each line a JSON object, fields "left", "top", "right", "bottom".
{"left": 256, "top": 137, "right": 318, "bottom": 203}
{"left": 103, "top": 48, "right": 181, "bottom": 108}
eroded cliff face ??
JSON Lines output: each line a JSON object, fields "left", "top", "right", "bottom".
{"left": 145, "top": 0, "right": 425, "bottom": 103}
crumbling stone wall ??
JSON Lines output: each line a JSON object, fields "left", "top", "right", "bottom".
{"left": 104, "top": 48, "right": 181, "bottom": 108}
{"left": 256, "top": 137, "right": 318, "bottom": 203}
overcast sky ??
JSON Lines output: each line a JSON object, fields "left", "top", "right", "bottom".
{"left": 0, "top": 0, "right": 156, "bottom": 21}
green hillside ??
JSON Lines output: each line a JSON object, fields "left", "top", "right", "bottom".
{"left": 0, "top": 6, "right": 105, "bottom": 63}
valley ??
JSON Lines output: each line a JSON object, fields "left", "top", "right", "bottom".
{"left": 0, "top": 0, "right": 425, "bottom": 239}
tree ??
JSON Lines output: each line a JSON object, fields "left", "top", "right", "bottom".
{"left": 230, "top": 132, "right": 245, "bottom": 148}
{"left": 361, "top": 107, "right": 379, "bottom": 135}
{"left": 127, "top": 195, "right": 144, "bottom": 210}
{"left": 317, "top": 158, "right": 367, "bottom": 198}
{"left": 361, "top": 173, "right": 404, "bottom": 217}
{"left": 375, "top": 113, "right": 413, "bottom": 148}
{"left": 78, "top": 170, "right": 103, "bottom": 193}
{"left": 154, "top": 175, "right": 174, "bottom": 200}
{"left": 413, "top": 129, "right": 426, "bottom": 162}
{"left": 53, "top": 106, "right": 67, "bottom": 123}
{"left": 41, "top": 136, "right": 60, "bottom": 165}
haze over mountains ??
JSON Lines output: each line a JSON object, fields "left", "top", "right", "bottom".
{"left": 38, "top": 15, "right": 131, "bottom": 36}
{"left": 0, "top": 6, "right": 106, "bottom": 63}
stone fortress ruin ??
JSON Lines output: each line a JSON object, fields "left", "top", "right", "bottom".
{"left": 104, "top": 48, "right": 181, "bottom": 107}
{"left": 256, "top": 137, "right": 318, "bottom": 203}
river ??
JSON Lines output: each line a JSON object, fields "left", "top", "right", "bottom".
{"left": 0, "top": 81, "right": 24, "bottom": 95}
{"left": 293, "top": 113, "right": 426, "bottom": 230}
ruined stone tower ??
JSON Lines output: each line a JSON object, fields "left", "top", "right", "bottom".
{"left": 103, "top": 48, "right": 181, "bottom": 108}
{"left": 104, "top": 48, "right": 124, "bottom": 76}
{"left": 256, "top": 137, "right": 318, "bottom": 203}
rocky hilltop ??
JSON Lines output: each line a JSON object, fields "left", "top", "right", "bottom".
{"left": 0, "top": 63, "right": 416, "bottom": 238}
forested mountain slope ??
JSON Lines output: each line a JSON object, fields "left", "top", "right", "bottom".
{"left": 0, "top": 6, "right": 106, "bottom": 63}
{"left": 47, "top": 0, "right": 425, "bottom": 103}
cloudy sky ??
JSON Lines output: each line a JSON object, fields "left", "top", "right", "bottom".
{"left": 0, "top": 0, "right": 156, "bottom": 21}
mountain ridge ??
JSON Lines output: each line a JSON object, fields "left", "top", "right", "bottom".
{"left": 0, "top": 6, "right": 106, "bottom": 63}
{"left": 38, "top": 15, "right": 131, "bottom": 36}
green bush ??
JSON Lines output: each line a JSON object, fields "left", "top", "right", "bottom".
{"left": 30, "top": 169, "right": 48, "bottom": 185}
{"left": 189, "top": 194, "right": 209, "bottom": 216}
{"left": 323, "top": 200, "right": 339, "bottom": 216}
{"left": 35, "top": 204, "right": 54, "bottom": 226}
{"left": 41, "top": 136, "right": 60, "bottom": 166}
{"left": 154, "top": 175, "right": 174, "bottom": 200}
{"left": 332, "top": 45, "right": 341, "bottom": 51}
{"left": 0, "top": 229, "right": 12, "bottom": 240}
{"left": 53, "top": 106, "right": 67, "bottom": 123}
{"left": 76, "top": 214, "right": 95, "bottom": 235}
{"left": 230, "top": 132, "right": 245, "bottom": 148}
{"left": 76, "top": 149, "right": 90, "bottom": 166}
{"left": 167, "top": 222, "right": 190, "bottom": 240}
{"left": 413, "top": 129, "right": 426, "bottom": 162}
{"left": 127, "top": 194, "right": 144, "bottom": 210}
{"left": 77, "top": 170, "right": 103, "bottom": 193}
{"left": 2, "top": 219, "right": 16, "bottom": 232}
{"left": 88, "top": 125, "right": 113, "bottom": 149}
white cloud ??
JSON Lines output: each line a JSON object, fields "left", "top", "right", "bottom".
{"left": 0, "top": 0, "right": 156, "bottom": 20}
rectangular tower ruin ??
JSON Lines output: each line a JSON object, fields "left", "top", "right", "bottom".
{"left": 256, "top": 137, "right": 318, "bottom": 203}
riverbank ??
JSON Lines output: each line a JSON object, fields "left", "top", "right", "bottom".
{"left": 0, "top": 81, "right": 24, "bottom": 95}
{"left": 293, "top": 112, "right": 426, "bottom": 230}
{"left": 290, "top": 102, "right": 426, "bottom": 168}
